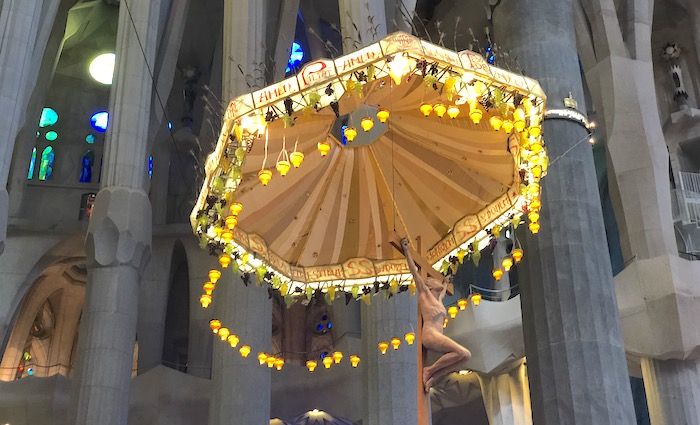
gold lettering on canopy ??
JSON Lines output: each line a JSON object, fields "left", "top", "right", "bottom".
{"left": 343, "top": 258, "right": 376, "bottom": 279}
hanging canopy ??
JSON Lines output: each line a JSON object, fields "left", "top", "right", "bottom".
{"left": 192, "top": 32, "right": 547, "bottom": 292}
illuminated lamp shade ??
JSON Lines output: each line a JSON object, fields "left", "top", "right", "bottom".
{"left": 513, "top": 107, "right": 527, "bottom": 132}
{"left": 492, "top": 268, "right": 504, "bottom": 281}
{"left": 390, "top": 337, "right": 401, "bottom": 350}
{"left": 45, "top": 131, "right": 58, "bottom": 141}
{"left": 39, "top": 107, "right": 59, "bottom": 128}
{"left": 209, "top": 319, "right": 222, "bottom": 333}
{"left": 227, "top": 334, "right": 239, "bottom": 348}
{"left": 529, "top": 222, "right": 540, "bottom": 234}
{"left": 239, "top": 345, "right": 251, "bottom": 358}
{"left": 378, "top": 341, "right": 389, "bottom": 355}
{"left": 225, "top": 215, "right": 238, "bottom": 230}
{"left": 90, "top": 112, "right": 109, "bottom": 133}
{"left": 433, "top": 103, "right": 447, "bottom": 118}
{"left": 276, "top": 160, "right": 291, "bottom": 176}
{"left": 344, "top": 126, "right": 358, "bottom": 142}
{"left": 290, "top": 151, "right": 304, "bottom": 168}
{"left": 218, "top": 327, "right": 230, "bottom": 341}
{"left": 350, "top": 355, "right": 361, "bottom": 368}
{"left": 332, "top": 351, "right": 343, "bottom": 364}
{"left": 489, "top": 116, "right": 503, "bottom": 131}
{"left": 323, "top": 356, "right": 333, "bottom": 369}
{"left": 471, "top": 293, "right": 482, "bottom": 306}
{"left": 512, "top": 248, "right": 524, "bottom": 263}
{"left": 529, "top": 125, "right": 542, "bottom": 138}
{"left": 457, "top": 298, "right": 468, "bottom": 310}
{"left": 419, "top": 103, "right": 433, "bottom": 117}
{"left": 209, "top": 269, "right": 222, "bottom": 283}
{"left": 258, "top": 169, "right": 273, "bottom": 186}
{"left": 376, "top": 108, "right": 390, "bottom": 123}
{"left": 267, "top": 356, "right": 276, "bottom": 368}
{"left": 258, "top": 353, "right": 268, "bottom": 365}
{"left": 528, "top": 211, "right": 540, "bottom": 223}
{"left": 501, "top": 120, "right": 514, "bottom": 134}
{"left": 89, "top": 53, "right": 116, "bottom": 85}
{"left": 202, "top": 281, "right": 215, "bottom": 295}
{"left": 447, "top": 305, "right": 458, "bottom": 319}
{"left": 219, "top": 254, "right": 232, "bottom": 268}
{"left": 388, "top": 53, "right": 412, "bottom": 85}
{"left": 221, "top": 231, "right": 233, "bottom": 244}
{"left": 230, "top": 202, "right": 243, "bottom": 216}
{"left": 469, "top": 103, "right": 483, "bottom": 124}
{"left": 502, "top": 256, "right": 514, "bottom": 271}
{"left": 447, "top": 105, "right": 460, "bottom": 119}
{"left": 361, "top": 117, "right": 374, "bottom": 132}
{"left": 274, "top": 358, "right": 285, "bottom": 371}
{"left": 200, "top": 294, "right": 212, "bottom": 308}
{"left": 306, "top": 360, "right": 317, "bottom": 372}
{"left": 317, "top": 140, "right": 331, "bottom": 157}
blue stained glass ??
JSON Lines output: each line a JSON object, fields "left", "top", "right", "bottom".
{"left": 286, "top": 41, "right": 304, "bottom": 73}
{"left": 90, "top": 111, "right": 109, "bottom": 132}
{"left": 39, "top": 107, "right": 58, "bottom": 128}
{"left": 27, "top": 148, "right": 37, "bottom": 180}
{"left": 80, "top": 150, "right": 94, "bottom": 183}
{"left": 148, "top": 155, "right": 153, "bottom": 178}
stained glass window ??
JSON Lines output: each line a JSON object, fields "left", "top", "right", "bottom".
{"left": 90, "top": 111, "right": 109, "bottom": 132}
{"left": 79, "top": 150, "right": 94, "bottom": 183}
{"left": 286, "top": 42, "right": 304, "bottom": 73}
{"left": 27, "top": 148, "right": 37, "bottom": 180}
{"left": 38, "top": 108, "right": 58, "bottom": 128}
{"left": 148, "top": 155, "right": 153, "bottom": 178}
{"left": 38, "top": 146, "right": 54, "bottom": 181}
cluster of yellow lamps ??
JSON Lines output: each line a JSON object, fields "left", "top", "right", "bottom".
{"left": 491, "top": 247, "right": 524, "bottom": 282}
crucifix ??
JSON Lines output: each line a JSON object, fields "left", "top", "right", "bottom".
{"left": 390, "top": 235, "right": 472, "bottom": 425}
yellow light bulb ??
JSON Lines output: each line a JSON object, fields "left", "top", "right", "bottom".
{"left": 512, "top": 248, "right": 524, "bottom": 263}
{"left": 317, "top": 140, "right": 331, "bottom": 157}
{"left": 225, "top": 215, "right": 238, "bottom": 230}
{"left": 378, "top": 341, "right": 389, "bottom": 355}
{"left": 376, "top": 108, "right": 390, "bottom": 123}
{"left": 419, "top": 103, "right": 433, "bottom": 117}
{"left": 332, "top": 351, "right": 343, "bottom": 364}
{"left": 344, "top": 126, "right": 358, "bottom": 142}
{"left": 350, "top": 355, "right": 361, "bottom": 368}
{"left": 274, "top": 358, "right": 285, "bottom": 371}
{"left": 502, "top": 256, "right": 514, "bottom": 272}
{"left": 219, "top": 254, "right": 231, "bottom": 268}
{"left": 208, "top": 269, "right": 222, "bottom": 283}
{"left": 528, "top": 211, "right": 540, "bottom": 223}
{"left": 276, "top": 160, "right": 291, "bottom": 176}
{"left": 447, "top": 105, "right": 460, "bottom": 119}
{"left": 258, "top": 169, "right": 273, "bottom": 186}
{"left": 203, "top": 281, "right": 215, "bottom": 295}
{"left": 391, "top": 337, "right": 401, "bottom": 350}
{"left": 218, "top": 327, "right": 230, "bottom": 341}
{"left": 306, "top": 360, "right": 317, "bottom": 372}
{"left": 404, "top": 332, "right": 416, "bottom": 345}
{"left": 323, "top": 356, "right": 333, "bottom": 369}
{"left": 472, "top": 293, "right": 482, "bottom": 306}
{"left": 221, "top": 231, "right": 233, "bottom": 244}
{"left": 266, "top": 356, "right": 276, "bottom": 368}
{"left": 502, "top": 120, "right": 514, "bottom": 133}
{"left": 200, "top": 294, "right": 212, "bottom": 308}
{"left": 458, "top": 298, "right": 468, "bottom": 310}
{"left": 529, "top": 222, "right": 540, "bottom": 234}
{"left": 230, "top": 202, "right": 243, "bottom": 216}
{"left": 388, "top": 53, "right": 412, "bottom": 85}
{"left": 448, "top": 305, "right": 459, "bottom": 319}
{"left": 290, "top": 151, "right": 304, "bottom": 168}
{"left": 227, "top": 334, "right": 239, "bottom": 348}
{"left": 361, "top": 117, "right": 374, "bottom": 132}
{"left": 433, "top": 103, "right": 447, "bottom": 118}
{"left": 239, "top": 345, "right": 251, "bottom": 358}
{"left": 492, "top": 268, "right": 504, "bottom": 281}
{"left": 469, "top": 101, "right": 483, "bottom": 124}
{"left": 209, "top": 319, "right": 221, "bottom": 333}
{"left": 258, "top": 352, "right": 268, "bottom": 365}
{"left": 489, "top": 115, "right": 503, "bottom": 131}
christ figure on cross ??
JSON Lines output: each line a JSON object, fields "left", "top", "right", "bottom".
{"left": 401, "top": 238, "right": 471, "bottom": 391}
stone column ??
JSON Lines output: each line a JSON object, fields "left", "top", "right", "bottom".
{"left": 208, "top": 275, "right": 272, "bottom": 425}
{"left": 73, "top": 0, "right": 160, "bottom": 424}
{"left": 495, "top": 1, "right": 637, "bottom": 424}
{"left": 338, "top": 0, "right": 387, "bottom": 53}
{"left": 477, "top": 361, "right": 533, "bottom": 425}
{"left": 186, "top": 245, "right": 215, "bottom": 378}
{"left": 690, "top": 1, "right": 700, "bottom": 78}
{"left": 222, "top": 0, "right": 266, "bottom": 101}
{"left": 362, "top": 293, "right": 419, "bottom": 425}
{"left": 0, "top": 0, "right": 58, "bottom": 254}
{"left": 641, "top": 357, "right": 700, "bottom": 425}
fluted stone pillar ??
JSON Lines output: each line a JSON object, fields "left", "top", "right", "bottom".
{"left": 641, "top": 357, "right": 700, "bottom": 425}
{"left": 0, "top": 0, "right": 58, "bottom": 254}
{"left": 338, "top": 0, "right": 387, "bottom": 53}
{"left": 222, "top": 0, "right": 266, "bottom": 101}
{"left": 477, "top": 361, "right": 533, "bottom": 425}
{"left": 73, "top": 0, "right": 160, "bottom": 424}
{"left": 208, "top": 275, "right": 272, "bottom": 425}
{"left": 495, "top": 1, "right": 637, "bottom": 424}
{"left": 362, "top": 293, "right": 419, "bottom": 425}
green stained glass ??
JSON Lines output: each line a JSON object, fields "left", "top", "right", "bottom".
{"left": 45, "top": 131, "right": 58, "bottom": 141}
{"left": 39, "top": 146, "right": 54, "bottom": 181}
{"left": 38, "top": 107, "right": 58, "bottom": 128}
{"left": 27, "top": 148, "right": 37, "bottom": 180}
{"left": 85, "top": 134, "right": 96, "bottom": 144}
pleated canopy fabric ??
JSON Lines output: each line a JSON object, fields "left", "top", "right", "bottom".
{"left": 192, "top": 32, "right": 546, "bottom": 290}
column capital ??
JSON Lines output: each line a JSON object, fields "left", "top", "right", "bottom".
{"left": 85, "top": 186, "right": 152, "bottom": 273}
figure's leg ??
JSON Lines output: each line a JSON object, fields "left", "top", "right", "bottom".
{"left": 422, "top": 332, "right": 470, "bottom": 390}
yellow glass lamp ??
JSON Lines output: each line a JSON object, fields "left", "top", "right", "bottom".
{"left": 239, "top": 345, "right": 251, "bottom": 358}
{"left": 227, "top": 334, "right": 239, "bottom": 348}
{"left": 512, "top": 248, "right": 524, "bottom": 263}
{"left": 447, "top": 105, "right": 460, "bottom": 119}
{"left": 433, "top": 103, "right": 447, "bottom": 118}
{"left": 388, "top": 53, "right": 412, "bottom": 85}
{"left": 390, "top": 337, "right": 401, "bottom": 350}
{"left": 266, "top": 356, "right": 276, "bottom": 368}
{"left": 208, "top": 269, "right": 222, "bottom": 283}
{"left": 323, "top": 356, "right": 333, "bottom": 369}
{"left": 529, "top": 222, "right": 540, "bottom": 234}
{"left": 419, "top": 103, "right": 433, "bottom": 117}
{"left": 472, "top": 80, "right": 488, "bottom": 97}
{"left": 258, "top": 169, "right": 273, "bottom": 186}
{"left": 530, "top": 198, "right": 541, "bottom": 211}
{"left": 471, "top": 293, "right": 482, "bottom": 306}
{"left": 404, "top": 332, "right": 416, "bottom": 345}
{"left": 469, "top": 103, "right": 483, "bottom": 124}
{"left": 258, "top": 352, "right": 268, "bottom": 365}
{"left": 521, "top": 97, "right": 534, "bottom": 113}
{"left": 276, "top": 160, "right": 291, "bottom": 176}
{"left": 458, "top": 298, "right": 468, "bottom": 310}
{"left": 502, "top": 256, "right": 514, "bottom": 271}
{"left": 203, "top": 281, "right": 215, "bottom": 295}
{"left": 528, "top": 211, "right": 540, "bottom": 223}
{"left": 344, "top": 126, "right": 358, "bottom": 142}
{"left": 317, "top": 140, "right": 331, "bottom": 156}
{"left": 489, "top": 115, "right": 503, "bottom": 131}
{"left": 274, "top": 358, "right": 285, "bottom": 371}
{"left": 332, "top": 351, "right": 343, "bottom": 364}
{"left": 218, "top": 327, "right": 230, "bottom": 341}
{"left": 225, "top": 215, "right": 238, "bottom": 230}
{"left": 361, "top": 117, "right": 374, "bottom": 132}
{"left": 532, "top": 165, "right": 543, "bottom": 179}
{"left": 513, "top": 107, "right": 527, "bottom": 133}
{"left": 529, "top": 125, "right": 542, "bottom": 138}
{"left": 306, "top": 360, "right": 318, "bottom": 372}
{"left": 501, "top": 120, "right": 514, "bottom": 134}
{"left": 219, "top": 254, "right": 231, "bottom": 268}
{"left": 209, "top": 319, "right": 222, "bottom": 333}
{"left": 376, "top": 108, "right": 390, "bottom": 123}
{"left": 447, "top": 305, "right": 458, "bottom": 319}
{"left": 492, "top": 268, "right": 504, "bottom": 281}
{"left": 230, "top": 202, "right": 243, "bottom": 216}
{"left": 530, "top": 141, "right": 543, "bottom": 153}
{"left": 378, "top": 341, "right": 389, "bottom": 355}
{"left": 290, "top": 151, "right": 304, "bottom": 168}
{"left": 221, "top": 231, "right": 233, "bottom": 244}
{"left": 350, "top": 355, "right": 361, "bottom": 368}
{"left": 200, "top": 294, "right": 212, "bottom": 308}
